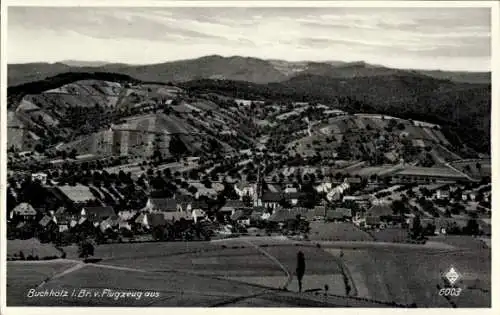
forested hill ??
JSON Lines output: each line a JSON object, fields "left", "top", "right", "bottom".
{"left": 181, "top": 74, "right": 491, "bottom": 154}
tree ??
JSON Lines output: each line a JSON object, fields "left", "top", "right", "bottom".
{"left": 152, "top": 226, "right": 165, "bottom": 240}
{"left": 337, "top": 140, "right": 351, "bottom": 160}
{"left": 169, "top": 135, "right": 188, "bottom": 158}
{"left": 410, "top": 215, "right": 424, "bottom": 240}
{"left": 242, "top": 195, "right": 253, "bottom": 207}
{"left": 464, "top": 219, "right": 480, "bottom": 236}
{"left": 296, "top": 251, "right": 306, "bottom": 293}
{"left": 279, "top": 197, "right": 292, "bottom": 209}
{"left": 78, "top": 241, "right": 95, "bottom": 259}
{"left": 391, "top": 200, "right": 407, "bottom": 221}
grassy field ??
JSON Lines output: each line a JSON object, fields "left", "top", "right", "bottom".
{"left": 7, "top": 239, "right": 491, "bottom": 307}
{"left": 428, "top": 235, "right": 490, "bottom": 251}
{"left": 62, "top": 241, "right": 221, "bottom": 260}
{"left": 370, "top": 228, "right": 408, "bottom": 243}
{"left": 7, "top": 261, "right": 79, "bottom": 305}
{"left": 308, "top": 222, "right": 373, "bottom": 241}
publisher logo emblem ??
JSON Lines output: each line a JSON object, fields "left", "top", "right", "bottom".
{"left": 444, "top": 267, "right": 461, "bottom": 286}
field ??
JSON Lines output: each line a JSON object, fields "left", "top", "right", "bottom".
{"left": 369, "top": 228, "right": 408, "bottom": 243}
{"left": 395, "top": 166, "right": 467, "bottom": 179}
{"left": 450, "top": 159, "right": 491, "bottom": 179}
{"left": 7, "top": 261, "right": 79, "bottom": 304}
{"left": 308, "top": 222, "right": 373, "bottom": 241}
{"left": 7, "top": 237, "right": 491, "bottom": 307}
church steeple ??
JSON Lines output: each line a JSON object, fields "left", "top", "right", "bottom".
{"left": 254, "top": 164, "right": 263, "bottom": 207}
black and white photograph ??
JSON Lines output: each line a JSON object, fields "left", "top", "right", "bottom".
{"left": 1, "top": 0, "right": 496, "bottom": 310}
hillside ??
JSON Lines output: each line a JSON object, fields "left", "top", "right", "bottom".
{"left": 8, "top": 56, "right": 490, "bottom": 87}
{"left": 7, "top": 68, "right": 490, "bottom": 158}
{"left": 7, "top": 75, "right": 256, "bottom": 157}
{"left": 8, "top": 62, "right": 73, "bottom": 87}
{"left": 417, "top": 70, "right": 491, "bottom": 85}
{"left": 181, "top": 74, "right": 491, "bottom": 154}
{"left": 277, "top": 112, "right": 461, "bottom": 166}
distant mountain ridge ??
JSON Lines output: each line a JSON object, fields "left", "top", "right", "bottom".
{"left": 8, "top": 55, "right": 491, "bottom": 87}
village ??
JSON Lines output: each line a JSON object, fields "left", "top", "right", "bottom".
{"left": 6, "top": 149, "right": 491, "bottom": 260}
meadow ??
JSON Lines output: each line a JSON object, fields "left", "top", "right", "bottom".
{"left": 7, "top": 237, "right": 491, "bottom": 307}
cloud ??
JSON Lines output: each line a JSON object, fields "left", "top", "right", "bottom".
{"left": 7, "top": 6, "right": 491, "bottom": 71}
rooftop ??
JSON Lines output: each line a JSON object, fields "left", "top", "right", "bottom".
{"left": 58, "top": 184, "right": 96, "bottom": 203}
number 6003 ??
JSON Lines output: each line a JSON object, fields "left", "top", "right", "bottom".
{"left": 439, "top": 288, "right": 462, "bottom": 296}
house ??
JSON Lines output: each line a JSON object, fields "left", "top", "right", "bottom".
{"left": 284, "top": 192, "right": 304, "bottom": 206}
{"left": 11, "top": 203, "right": 38, "bottom": 221}
{"left": 39, "top": 215, "right": 57, "bottom": 230}
{"left": 192, "top": 209, "right": 207, "bottom": 223}
{"left": 135, "top": 213, "right": 167, "bottom": 230}
{"left": 163, "top": 211, "right": 192, "bottom": 222}
{"left": 54, "top": 213, "right": 73, "bottom": 233}
{"left": 55, "top": 207, "right": 66, "bottom": 216}
{"left": 326, "top": 182, "right": 350, "bottom": 202}
{"left": 31, "top": 172, "right": 48, "bottom": 185}
{"left": 69, "top": 218, "right": 79, "bottom": 229}
{"left": 117, "top": 210, "right": 137, "bottom": 221}
{"left": 261, "top": 211, "right": 271, "bottom": 221}
{"left": 219, "top": 200, "right": 245, "bottom": 220}
{"left": 231, "top": 209, "right": 251, "bottom": 226}
{"left": 81, "top": 206, "right": 116, "bottom": 223}
{"left": 262, "top": 191, "right": 282, "bottom": 210}
{"left": 118, "top": 217, "right": 132, "bottom": 231}
{"left": 234, "top": 182, "right": 256, "bottom": 199}
{"left": 221, "top": 199, "right": 245, "bottom": 212}
{"left": 250, "top": 210, "right": 264, "bottom": 223}
{"left": 99, "top": 219, "right": 113, "bottom": 233}
{"left": 176, "top": 195, "right": 195, "bottom": 212}
{"left": 143, "top": 198, "right": 177, "bottom": 213}
{"left": 316, "top": 182, "right": 333, "bottom": 193}
{"left": 436, "top": 190, "right": 450, "bottom": 200}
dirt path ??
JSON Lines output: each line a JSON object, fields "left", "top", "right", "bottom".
{"left": 36, "top": 261, "right": 86, "bottom": 288}
{"left": 241, "top": 240, "right": 293, "bottom": 290}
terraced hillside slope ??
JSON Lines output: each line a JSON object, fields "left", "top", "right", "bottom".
{"left": 7, "top": 73, "right": 257, "bottom": 159}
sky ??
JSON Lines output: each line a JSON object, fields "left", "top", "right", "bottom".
{"left": 7, "top": 6, "right": 492, "bottom": 71}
